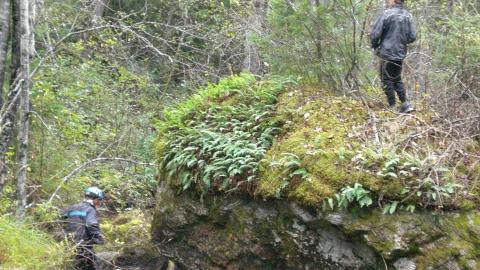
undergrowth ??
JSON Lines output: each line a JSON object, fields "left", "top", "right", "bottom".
{"left": 0, "top": 217, "right": 68, "bottom": 269}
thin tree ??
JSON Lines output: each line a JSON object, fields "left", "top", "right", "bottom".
{"left": 92, "top": 0, "right": 107, "bottom": 25}
{"left": 0, "top": 0, "right": 21, "bottom": 194}
{"left": 243, "top": 0, "right": 265, "bottom": 75}
{"left": 0, "top": 0, "right": 10, "bottom": 106}
{"left": 15, "top": 0, "right": 32, "bottom": 220}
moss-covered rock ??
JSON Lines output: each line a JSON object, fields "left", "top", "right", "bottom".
{"left": 156, "top": 74, "right": 479, "bottom": 210}
{"left": 152, "top": 191, "right": 480, "bottom": 270}
{"left": 338, "top": 210, "right": 480, "bottom": 269}
{"left": 151, "top": 78, "right": 480, "bottom": 269}
{"left": 152, "top": 189, "right": 382, "bottom": 269}
{"left": 257, "top": 87, "right": 373, "bottom": 205}
{"left": 256, "top": 84, "right": 479, "bottom": 209}
{"left": 414, "top": 213, "right": 480, "bottom": 269}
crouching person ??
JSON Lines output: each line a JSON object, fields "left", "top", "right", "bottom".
{"left": 63, "top": 187, "right": 106, "bottom": 270}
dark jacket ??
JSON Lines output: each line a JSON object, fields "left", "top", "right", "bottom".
{"left": 62, "top": 201, "right": 104, "bottom": 245}
{"left": 370, "top": 4, "right": 416, "bottom": 61}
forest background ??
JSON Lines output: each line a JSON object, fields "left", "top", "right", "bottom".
{"left": 0, "top": 0, "right": 478, "bottom": 268}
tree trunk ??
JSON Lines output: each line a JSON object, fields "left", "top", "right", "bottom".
{"left": 15, "top": 0, "right": 31, "bottom": 220}
{"left": 92, "top": 0, "right": 106, "bottom": 25}
{"left": 0, "top": 0, "right": 21, "bottom": 194}
{"left": 0, "top": 0, "right": 10, "bottom": 106}
{"left": 242, "top": 0, "right": 265, "bottom": 75}
{"left": 32, "top": 0, "right": 43, "bottom": 23}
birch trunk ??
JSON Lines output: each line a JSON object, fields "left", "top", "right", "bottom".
{"left": 15, "top": 0, "right": 32, "bottom": 220}
{"left": 0, "top": 0, "right": 20, "bottom": 194}
{"left": 242, "top": 0, "right": 265, "bottom": 75}
{"left": 92, "top": 0, "right": 106, "bottom": 25}
{"left": 0, "top": 0, "right": 10, "bottom": 106}
{"left": 32, "top": 0, "right": 43, "bottom": 23}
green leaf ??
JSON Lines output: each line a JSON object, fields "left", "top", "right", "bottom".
{"left": 382, "top": 204, "right": 391, "bottom": 215}
{"left": 358, "top": 196, "right": 372, "bottom": 208}
{"left": 385, "top": 172, "right": 398, "bottom": 178}
{"left": 183, "top": 180, "right": 192, "bottom": 190}
{"left": 291, "top": 168, "right": 307, "bottom": 176}
{"left": 187, "top": 159, "right": 197, "bottom": 168}
{"left": 328, "top": 198, "right": 335, "bottom": 210}
{"left": 389, "top": 201, "right": 398, "bottom": 214}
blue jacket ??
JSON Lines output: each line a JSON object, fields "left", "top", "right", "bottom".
{"left": 370, "top": 4, "right": 416, "bottom": 61}
{"left": 62, "top": 201, "right": 104, "bottom": 245}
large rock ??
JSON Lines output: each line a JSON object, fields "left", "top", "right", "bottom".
{"left": 152, "top": 186, "right": 381, "bottom": 269}
{"left": 151, "top": 184, "right": 480, "bottom": 270}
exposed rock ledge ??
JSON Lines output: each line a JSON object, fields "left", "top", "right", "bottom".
{"left": 150, "top": 184, "right": 480, "bottom": 270}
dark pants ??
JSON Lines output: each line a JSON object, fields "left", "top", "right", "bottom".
{"left": 75, "top": 245, "right": 97, "bottom": 270}
{"left": 380, "top": 59, "right": 407, "bottom": 106}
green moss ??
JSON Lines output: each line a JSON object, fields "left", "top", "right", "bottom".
{"left": 415, "top": 237, "right": 476, "bottom": 269}
{"left": 289, "top": 180, "right": 334, "bottom": 206}
{"left": 101, "top": 209, "right": 151, "bottom": 250}
{"left": 459, "top": 198, "right": 477, "bottom": 211}
{"left": 343, "top": 211, "right": 401, "bottom": 257}
{"left": 156, "top": 77, "right": 478, "bottom": 210}
{"left": 258, "top": 88, "right": 378, "bottom": 205}
{"left": 406, "top": 213, "right": 480, "bottom": 269}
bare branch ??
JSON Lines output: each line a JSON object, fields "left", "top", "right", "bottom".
{"left": 47, "top": 157, "right": 155, "bottom": 203}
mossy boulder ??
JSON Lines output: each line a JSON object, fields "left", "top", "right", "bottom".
{"left": 255, "top": 84, "right": 479, "bottom": 209}
{"left": 152, "top": 77, "right": 480, "bottom": 269}
{"left": 331, "top": 209, "right": 480, "bottom": 269}
{"left": 156, "top": 75, "right": 479, "bottom": 211}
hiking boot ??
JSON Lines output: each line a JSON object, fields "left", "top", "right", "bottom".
{"left": 399, "top": 102, "right": 414, "bottom": 113}
{"left": 386, "top": 101, "right": 396, "bottom": 110}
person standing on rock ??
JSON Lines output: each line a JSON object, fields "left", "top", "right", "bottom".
{"left": 370, "top": 0, "right": 416, "bottom": 113}
{"left": 62, "top": 187, "right": 106, "bottom": 270}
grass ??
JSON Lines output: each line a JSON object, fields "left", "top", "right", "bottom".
{"left": 0, "top": 216, "right": 68, "bottom": 269}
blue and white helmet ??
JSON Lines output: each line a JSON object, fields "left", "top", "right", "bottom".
{"left": 84, "top": 186, "right": 105, "bottom": 200}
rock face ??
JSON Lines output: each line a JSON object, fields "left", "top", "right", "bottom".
{"left": 151, "top": 185, "right": 480, "bottom": 270}
{"left": 152, "top": 185, "right": 381, "bottom": 269}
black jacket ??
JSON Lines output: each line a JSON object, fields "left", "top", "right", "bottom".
{"left": 62, "top": 201, "right": 104, "bottom": 245}
{"left": 370, "top": 4, "right": 416, "bottom": 61}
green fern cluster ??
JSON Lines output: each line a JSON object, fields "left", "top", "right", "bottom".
{"left": 268, "top": 153, "right": 309, "bottom": 198}
{"left": 157, "top": 74, "right": 293, "bottom": 194}
{"left": 322, "top": 183, "right": 373, "bottom": 211}
{"left": 352, "top": 147, "right": 461, "bottom": 209}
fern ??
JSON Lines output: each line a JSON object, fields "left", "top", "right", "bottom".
{"left": 157, "top": 75, "right": 294, "bottom": 194}
{"left": 323, "top": 183, "right": 373, "bottom": 211}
